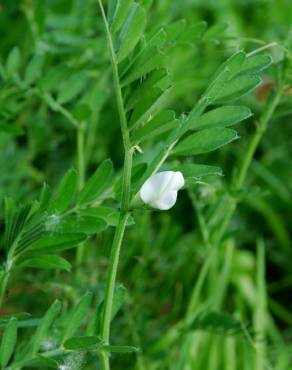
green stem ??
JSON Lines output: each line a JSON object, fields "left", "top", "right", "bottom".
{"left": 98, "top": 2, "right": 133, "bottom": 369}
{"left": 0, "top": 272, "right": 10, "bottom": 310}
{"left": 77, "top": 122, "right": 86, "bottom": 191}
{"left": 76, "top": 122, "right": 86, "bottom": 266}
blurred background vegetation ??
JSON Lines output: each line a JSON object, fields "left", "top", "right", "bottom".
{"left": 0, "top": 0, "right": 292, "bottom": 369}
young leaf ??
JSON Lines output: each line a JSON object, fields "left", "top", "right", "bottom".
{"left": 77, "top": 159, "right": 113, "bottom": 206}
{"left": 50, "top": 169, "right": 78, "bottom": 213}
{"left": 0, "top": 317, "right": 18, "bottom": 368}
{"left": 29, "top": 300, "right": 61, "bottom": 355}
{"left": 27, "top": 233, "right": 87, "bottom": 253}
{"left": 64, "top": 336, "right": 103, "bottom": 351}
{"left": 18, "top": 255, "right": 71, "bottom": 271}
{"left": 115, "top": 3, "right": 146, "bottom": 62}
{"left": 188, "top": 106, "right": 252, "bottom": 131}
{"left": 61, "top": 292, "right": 93, "bottom": 343}
{"left": 173, "top": 128, "right": 238, "bottom": 156}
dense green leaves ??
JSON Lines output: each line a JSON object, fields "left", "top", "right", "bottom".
{"left": 173, "top": 128, "right": 238, "bottom": 156}
{"left": 77, "top": 159, "right": 113, "bottom": 206}
{"left": 0, "top": 317, "right": 18, "bottom": 367}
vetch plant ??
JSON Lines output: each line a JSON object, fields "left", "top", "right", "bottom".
{"left": 0, "top": 0, "right": 290, "bottom": 369}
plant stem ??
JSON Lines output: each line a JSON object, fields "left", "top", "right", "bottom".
{"left": 77, "top": 122, "right": 85, "bottom": 191}
{"left": 0, "top": 272, "right": 10, "bottom": 310}
{"left": 98, "top": 2, "right": 133, "bottom": 369}
{"left": 76, "top": 122, "right": 86, "bottom": 266}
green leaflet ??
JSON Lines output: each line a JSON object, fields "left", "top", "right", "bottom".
{"left": 188, "top": 106, "right": 252, "bottom": 130}
{"left": 132, "top": 110, "right": 177, "bottom": 143}
{"left": 189, "top": 311, "right": 242, "bottom": 335}
{"left": 101, "top": 345, "right": 139, "bottom": 353}
{"left": 27, "top": 233, "right": 87, "bottom": 253}
{"left": 176, "top": 164, "right": 223, "bottom": 179}
{"left": 0, "top": 317, "right": 18, "bottom": 368}
{"left": 214, "top": 75, "right": 261, "bottom": 103}
{"left": 115, "top": 3, "right": 146, "bottom": 62}
{"left": 57, "top": 214, "right": 108, "bottom": 234}
{"left": 17, "top": 255, "right": 71, "bottom": 271}
{"left": 64, "top": 336, "right": 103, "bottom": 351}
{"left": 6, "top": 47, "right": 20, "bottom": 76}
{"left": 57, "top": 73, "right": 87, "bottom": 104}
{"left": 129, "top": 87, "right": 172, "bottom": 130}
{"left": 50, "top": 168, "right": 78, "bottom": 213}
{"left": 120, "top": 28, "right": 167, "bottom": 86}
{"left": 173, "top": 128, "right": 238, "bottom": 156}
{"left": 79, "top": 207, "right": 134, "bottom": 226}
{"left": 77, "top": 159, "right": 113, "bottom": 206}
{"left": 29, "top": 300, "right": 61, "bottom": 355}
{"left": 125, "top": 69, "right": 168, "bottom": 110}
{"left": 61, "top": 292, "right": 92, "bottom": 343}
{"left": 24, "top": 55, "right": 44, "bottom": 84}
{"left": 109, "top": 0, "right": 134, "bottom": 34}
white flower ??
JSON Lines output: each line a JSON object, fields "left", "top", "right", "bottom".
{"left": 140, "top": 171, "right": 185, "bottom": 210}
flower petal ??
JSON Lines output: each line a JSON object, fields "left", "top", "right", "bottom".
{"left": 151, "top": 190, "right": 178, "bottom": 210}
{"left": 139, "top": 171, "right": 185, "bottom": 210}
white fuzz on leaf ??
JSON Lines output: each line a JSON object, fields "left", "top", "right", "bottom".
{"left": 140, "top": 171, "right": 185, "bottom": 210}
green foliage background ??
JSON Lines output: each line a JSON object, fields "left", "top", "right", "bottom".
{"left": 0, "top": 0, "right": 291, "bottom": 369}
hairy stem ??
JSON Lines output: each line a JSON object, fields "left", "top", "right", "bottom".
{"left": 98, "top": 2, "right": 133, "bottom": 369}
